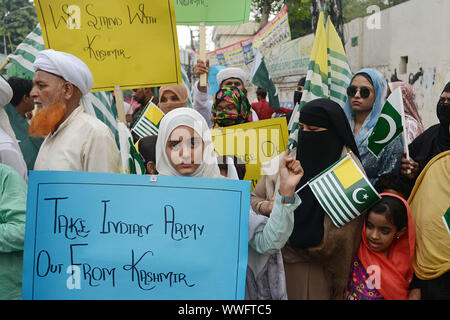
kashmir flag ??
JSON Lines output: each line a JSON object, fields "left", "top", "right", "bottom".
{"left": 308, "top": 153, "right": 381, "bottom": 228}
{"left": 326, "top": 16, "right": 352, "bottom": 108}
{"left": 181, "top": 65, "right": 192, "bottom": 108}
{"left": 81, "top": 92, "right": 119, "bottom": 146}
{"left": 6, "top": 24, "right": 120, "bottom": 146}
{"left": 131, "top": 101, "right": 165, "bottom": 139}
{"left": 118, "top": 122, "right": 145, "bottom": 174}
{"left": 250, "top": 50, "right": 280, "bottom": 111}
{"left": 368, "top": 87, "right": 405, "bottom": 157}
{"left": 7, "top": 24, "right": 45, "bottom": 79}
{"left": 287, "top": 11, "right": 329, "bottom": 148}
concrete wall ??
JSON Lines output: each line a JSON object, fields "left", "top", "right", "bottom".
{"left": 341, "top": 0, "right": 450, "bottom": 129}
{"left": 261, "top": 0, "right": 449, "bottom": 129}
{"left": 212, "top": 22, "right": 260, "bottom": 49}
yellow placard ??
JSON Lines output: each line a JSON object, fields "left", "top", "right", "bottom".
{"left": 34, "top": 0, "right": 181, "bottom": 91}
{"left": 211, "top": 118, "right": 289, "bottom": 190}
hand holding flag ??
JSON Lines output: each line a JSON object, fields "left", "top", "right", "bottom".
{"left": 297, "top": 153, "right": 380, "bottom": 228}
{"left": 279, "top": 153, "right": 304, "bottom": 197}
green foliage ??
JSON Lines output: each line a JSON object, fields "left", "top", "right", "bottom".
{"left": 252, "top": 0, "right": 410, "bottom": 40}
{"left": 285, "top": 0, "right": 312, "bottom": 39}
{"left": 251, "top": 0, "right": 285, "bottom": 23}
{"left": 0, "top": 0, "right": 38, "bottom": 55}
{"left": 342, "top": 0, "right": 409, "bottom": 22}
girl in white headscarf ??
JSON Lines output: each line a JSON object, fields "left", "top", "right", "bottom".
{"left": 156, "top": 108, "right": 304, "bottom": 299}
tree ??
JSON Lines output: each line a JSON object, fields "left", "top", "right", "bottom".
{"left": 252, "top": 0, "right": 410, "bottom": 42}
{"left": 1, "top": 0, "right": 38, "bottom": 55}
{"left": 341, "top": 0, "right": 410, "bottom": 23}
{"left": 252, "top": 0, "right": 285, "bottom": 30}
{"left": 252, "top": 0, "right": 312, "bottom": 39}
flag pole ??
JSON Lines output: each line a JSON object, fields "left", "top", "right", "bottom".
{"left": 114, "top": 85, "right": 126, "bottom": 124}
{"left": 0, "top": 58, "right": 10, "bottom": 72}
{"left": 199, "top": 22, "right": 207, "bottom": 87}
{"left": 295, "top": 183, "right": 309, "bottom": 194}
{"left": 402, "top": 111, "right": 411, "bottom": 175}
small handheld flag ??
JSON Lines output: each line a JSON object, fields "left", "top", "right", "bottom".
{"left": 131, "top": 100, "right": 165, "bottom": 139}
{"left": 250, "top": 50, "right": 280, "bottom": 111}
{"left": 368, "top": 87, "right": 405, "bottom": 157}
{"left": 298, "top": 153, "right": 381, "bottom": 228}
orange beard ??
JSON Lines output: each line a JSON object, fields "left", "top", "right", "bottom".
{"left": 29, "top": 102, "right": 67, "bottom": 138}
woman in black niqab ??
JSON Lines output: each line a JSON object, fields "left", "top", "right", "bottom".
{"left": 283, "top": 98, "right": 365, "bottom": 300}
{"left": 403, "top": 82, "right": 450, "bottom": 178}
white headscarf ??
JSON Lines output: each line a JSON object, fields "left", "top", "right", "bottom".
{"left": 156, "top": 108, "right": 221, "bottom": 178}
{"left": 0, "top": 76, "right": 13, "bottom": 107}
{"left": 216, "top": 67, "right": 248, "bottom": 87}
{"left": 0, "top": 76, "right": 21, "bottom": 151}
{"left": 33, "top": 49, "right": 93, "bottom": 95}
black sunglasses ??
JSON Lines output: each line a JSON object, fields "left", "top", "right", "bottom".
{"left": 347, "top": 86, "right": 371, "bottom": 99}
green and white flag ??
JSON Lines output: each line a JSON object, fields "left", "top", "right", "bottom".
{"left": 368, "top": 87, "right": 404, "bottom": 157}
{"left": 7, "top": 24, "right": 45, "bottom": 79}
{"left": 250, "top": 50, "right": 280, "bottom": 111}
{"left": 118, "top": 122, "right": 145, "bottom": 175}
{"left": 6, "top": 24, "right": 120, "bottom": 147}
{"left": 81, "top": 91, "right": 119, "bottom": 146}
{"left": 287, "top": 12, "right": 329, "bottom": 148}
{"left": 131, "top": 101, "right": 165, "bottom": 138}
{"left": 308, "top": 153, "right": 381, "bottom": 228}
{"left": 326, "top": 16, "right": 352, "bottom": 109}
{"left": 287, "top": 13, "right": 353, "bottom": 149}
{"left": 181, "top": 65, "right": 192, "bottom": 108}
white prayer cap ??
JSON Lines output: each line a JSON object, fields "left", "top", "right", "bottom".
{"left": 216, "top": 67, "right": 248, "bottom": 87}
{"left": 33, "top": 49, "right": 93, "bottom": 95}
{"left": 0, "top": 75, "right": 13, "bottom": 107}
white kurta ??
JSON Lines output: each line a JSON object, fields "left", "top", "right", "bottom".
{"left": 34, "top": 107, "right": 120, "bottom": 173}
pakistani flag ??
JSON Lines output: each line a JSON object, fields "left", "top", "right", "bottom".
{"left": 368, "top": 87, "right": 404, "bottom": 157}
{"left": 250, "top": 50, "right": 280, "bottom": 111}
{"left": 131, "top": 101, "right": 165, "bottom": 138}
{"left": 309, "top": 153, "right": 381, "bottom": 228}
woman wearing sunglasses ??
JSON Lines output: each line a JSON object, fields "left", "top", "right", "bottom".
{"left": 344, "top": 68, "right": 403, "bottom": 184}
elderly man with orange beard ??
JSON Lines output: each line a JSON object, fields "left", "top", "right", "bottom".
{"left": 30, "top": 49, "right": 120, "bottom": 172}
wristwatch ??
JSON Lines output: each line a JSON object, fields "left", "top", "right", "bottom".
{"left": 279, "top": 192, "right": 295, "bottom": 204}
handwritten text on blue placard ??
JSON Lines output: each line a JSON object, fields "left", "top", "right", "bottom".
{"left": 23, "top": 172, "right": 250, "bottom": 300}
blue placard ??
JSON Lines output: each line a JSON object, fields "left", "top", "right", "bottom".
{"left": 208, "top": 65, "right": 226, "bottom": 95}
{"left": 22, "top": 171, "right": 250, "bottom": 300}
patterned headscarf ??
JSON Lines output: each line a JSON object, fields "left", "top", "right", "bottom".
{"left": 212, "top": 86, "right": 251, "bottom": 127}
{"left": 388, "top": 81, "right": 424, "bottom": 142}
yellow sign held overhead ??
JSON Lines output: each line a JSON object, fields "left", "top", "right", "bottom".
{"left": 35, "top": 0, "right": 181, "bottom": 91}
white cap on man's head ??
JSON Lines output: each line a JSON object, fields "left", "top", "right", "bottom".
{"left": 0, "top": 76, "right": 13, "bottom": 108}
{"left": 33, "top": 49, "right": 93, "bottom": 95}
{"left": 216, "top": 67, "right": 248, "bottom": 87}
